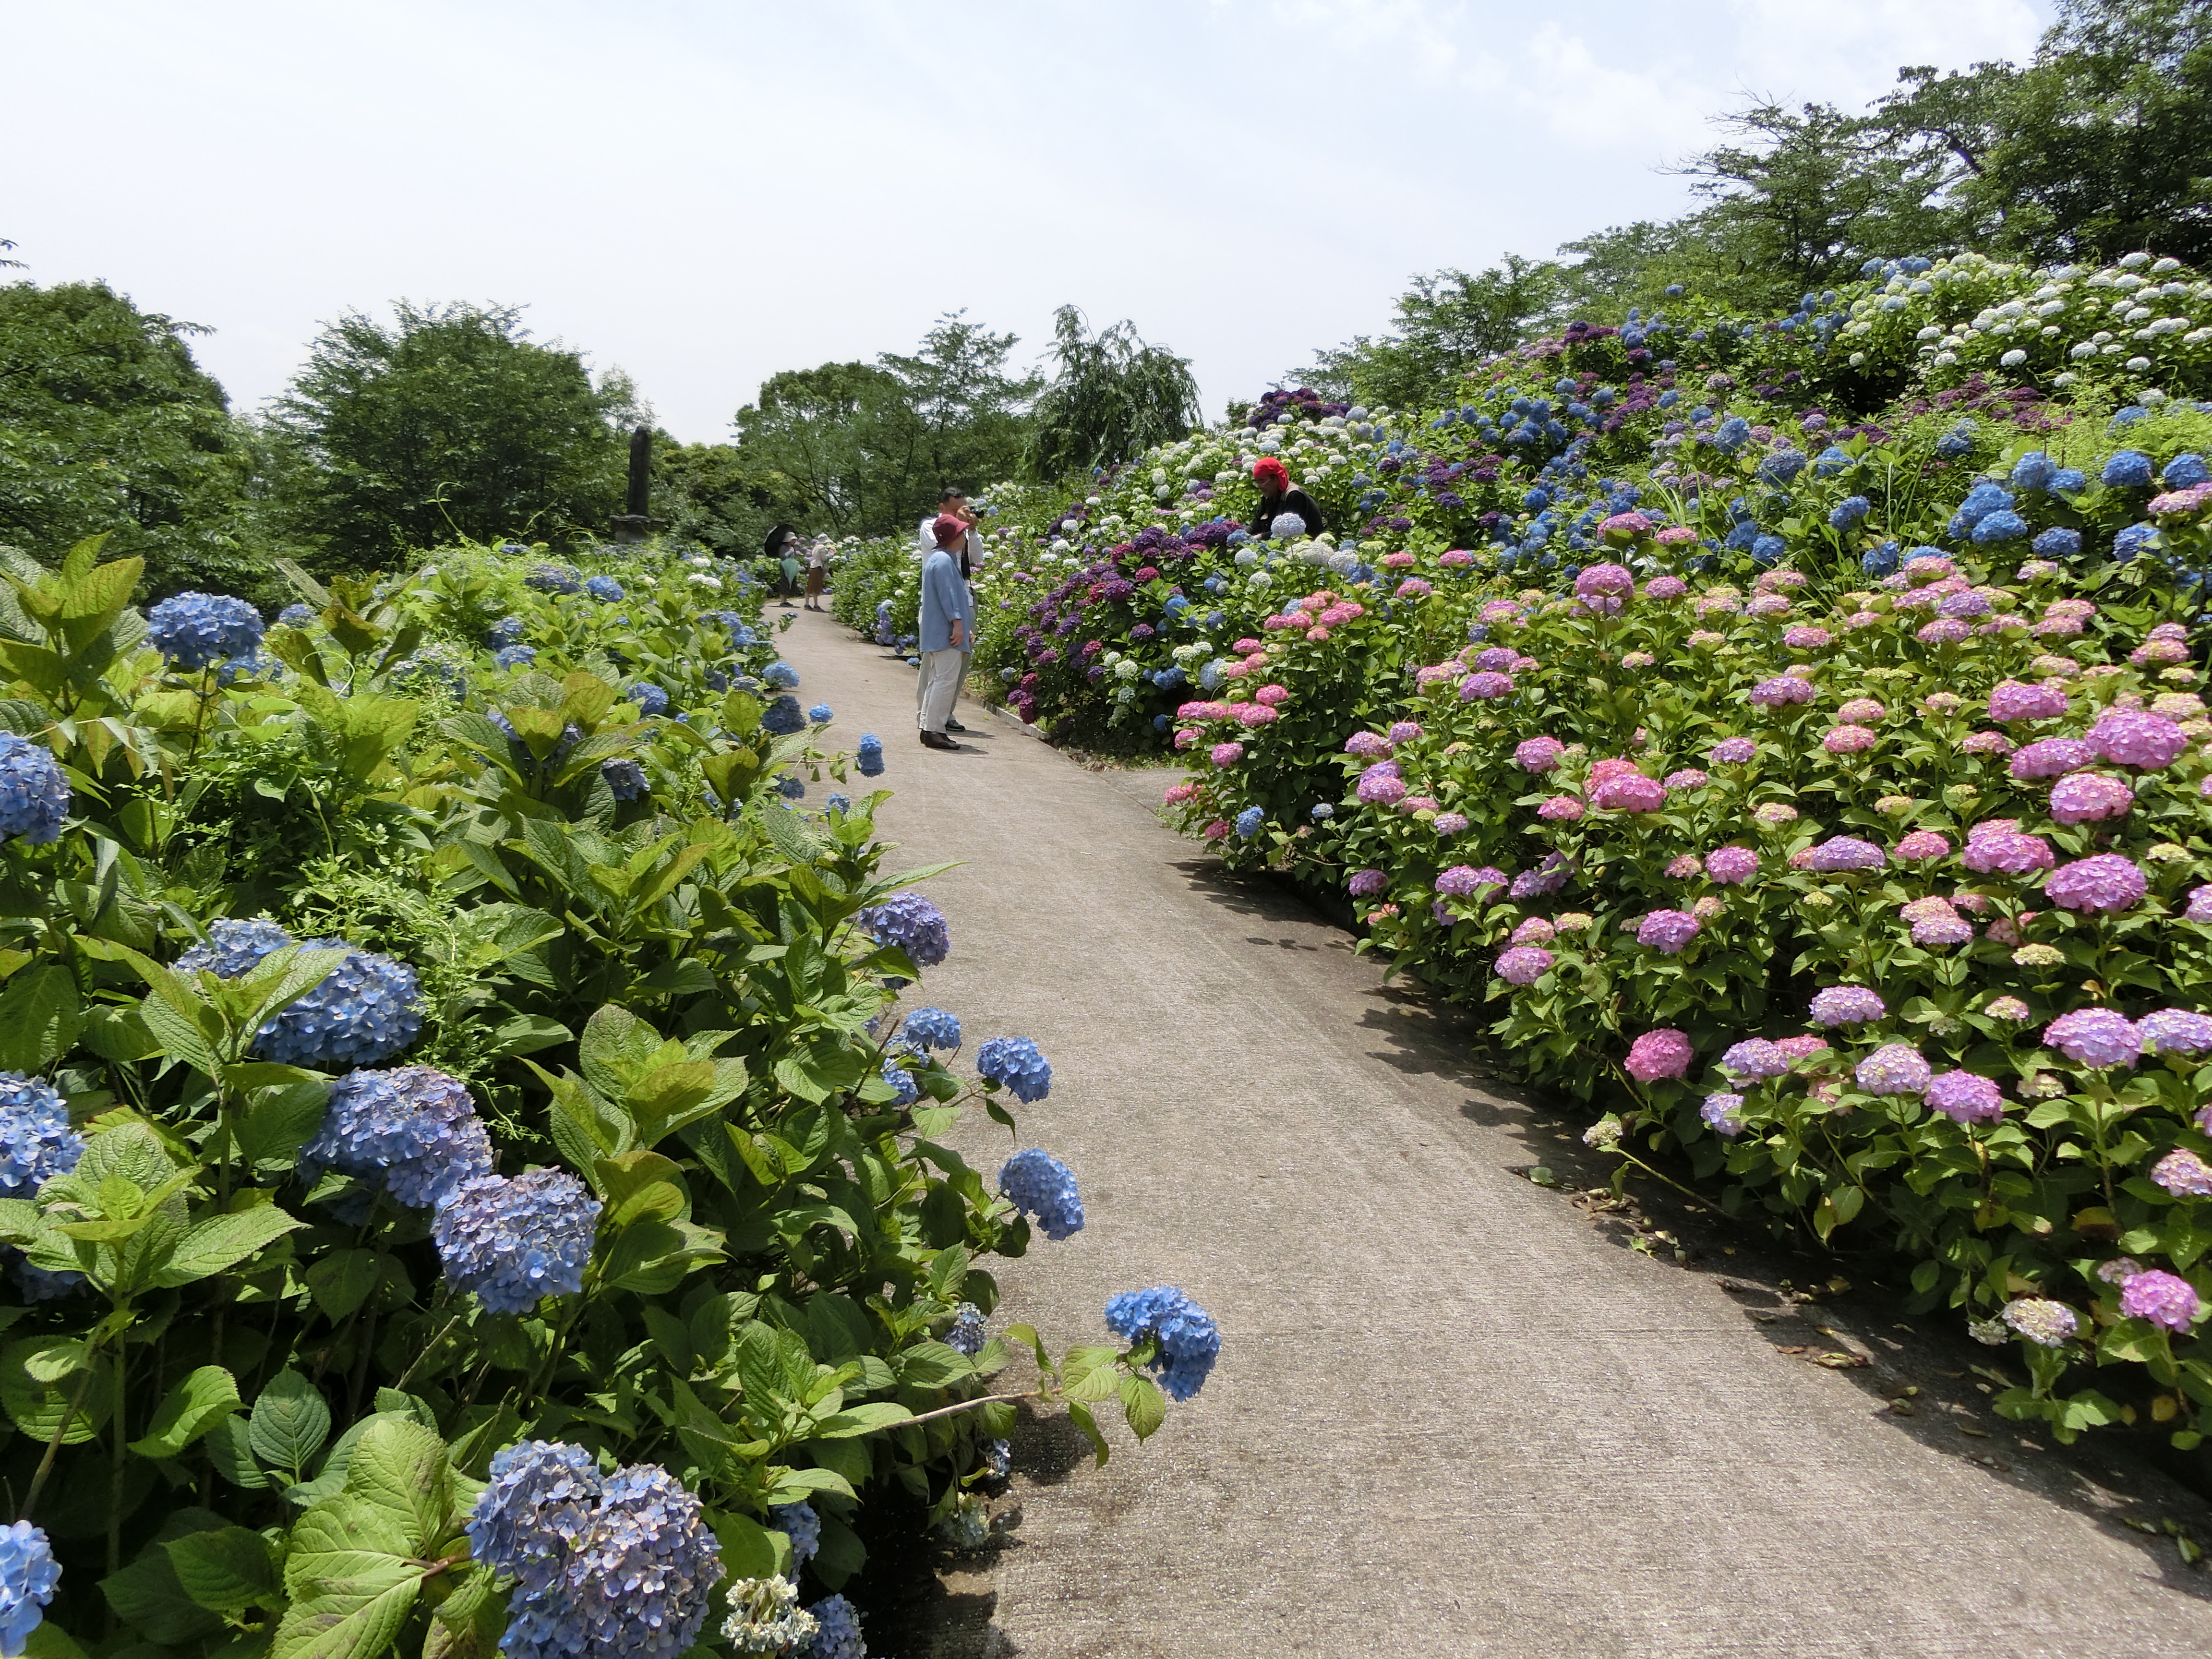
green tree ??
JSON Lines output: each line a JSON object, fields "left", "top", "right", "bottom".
{"left": 272, "top": 302, "right": 633, "bottom": 563}
{"left": 0, "top": 278, "right": 284, "bottom": 600}
{"left": 648, "top": 436, "right": 783, "bottom": 559}
{"left": 1296, "top": 258, "right": 1568, "bottom": 407}
{"left": 877, "top": 311, "right": 1038, "bottom": 503}
{"left": 1025, "top": 305, "right": 1200, "bottom": 480}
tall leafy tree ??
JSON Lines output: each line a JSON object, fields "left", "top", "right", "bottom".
{"left": 272, "top": 302, "right": 634, "bottom": 562}
{"left": 1025, "top": 306, "right": 1201, "bottom": 480}
{"left": 1297, "top": 258, "right": 1567, "bottom": 407}
{"left": 878, "top": 311, "right": 1038, "bottom": 502}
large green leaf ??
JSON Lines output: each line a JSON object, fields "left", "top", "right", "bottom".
{"left": 128, "top": 1364, "right": 243, "bottom": 1458}
{"left": 0, "top": 966, "right": 82, "bottom": 1071}
{"left": 272, "top": 1548, "right": 421, "bottom": 1659}
{"left": 166, "top": 1525, "right": 283, "bottom": 1612}
{"left": 156, "top": 1204, "right": 305, "bottom": 1286}
{"left": 102, "top": 1511, "right": 231, "bottom": 1644}
{"left": 0, "top": 1336, "right": 109, "bottom": 1443}
{"left": 342, "top": 1418, "right": 451, "bottom": 1556}
{"left": 248, "top": 1370, "right": 332, "bottom": 1480}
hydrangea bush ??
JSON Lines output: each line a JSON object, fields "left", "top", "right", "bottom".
{"left": 0, "top": 533, "right": 1214, "bottom": 1654}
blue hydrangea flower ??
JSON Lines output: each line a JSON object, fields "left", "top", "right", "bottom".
{"left": 1750, "top": 535, "right": 1784, "bottom": 565}
{"left": 769, "top": 1502, "right": 820, "bottom": 1569}
{"left": 494, "top": 645, "right": 538, "bottom": 670}
{"left": 858, "top": 892, "right": 949, "bottom": 967}
{"left": 1828, "top": 495, "right": 1870, "bottom": 530}
{"left": 761, "top": 697, "right": 806, "bottom": 737}
{"left": 2051, "top": 468, "right": 2087, "bottom": 493}
{"left": 468, "top": 1440, "right": 604, "bottom": 1589}
{"left": 627, "top": 682, "right": 669, "bottom": 717}
{"left": 1935, "top": 422, "right": 1976, "bottom": 460}
{"left": 13, "top": 1259, "right": 82, "bottom": 1302}
{"left": 902, "top": 1008, "right": 961, "bottom": 1052}
{"left": 1812, "top": 445, "right": 1853, "bottom": 479}
{"left": 1104, "top": 1286, "right": 1220, "bottom": 1402}
{"left": 434, "top": 1170, "right": 601, "bottom": 1315}
{"left": 2115, "top": 523, "right": 2163, "bottom": 559}
{"left": 945, "top": 1304, "right": 986, "bottom": 1357}
{"left": 584, "top": 575, "right": 624, "bottom": 603}
{"left": 0, "top": 1520, "right": 60, "bottom": 1657}
{"left": 1971, "top": 510, "right": 2028, "bottom": 544}
{"left": 1709, "top": 417, "right": 1749, "bottom": 453}
{"left": 0, "top": 735, "right": 70, "bottom": 844}
{"left": 526, "top": 564, "right": 582, "bottom": 595}
{"left": 547, "top": 1464, "right": 724, "bottom": 1659}
{"left": 147, "top": 591, "right": 264, "bottom": 670}
{"left": 1234, "top": 806, "right": 1264, "bottom": 838}
{"left": 2031, "top": 527, "right": 2083, "bottom": 559}
{"left": 2164, "top": 454, "right": 2210, "bottom": 489}
{"left": 825, "top": 793, "right": 851, "bottom": 815}
{"left": 801, "top": 1596, "right": 866, "bottom": 1659}
{"left": 601, "top": 759, "right": 648, "bottom": 801}
{"left": 0, "top": 1074, "right": 81, "bottom": 1199}
{"left": 1861, "top": 542, "right": 1900, "bottom": 577}
{"left": 2011, "top": 451, "right": 2057, "bottom": 492}
{"left": 302, "top": 1066, "right": 493, "bottom": 1210}
{"left": 2102, "top": 450, "right": 2154, "bottom": 488}
{"left": 277, "top": 603, "right": 317, "bottom": 630}
{"left": 488, "top": 616, "right": 526, "bottom": 647}
{"left": 999, "top": 1149, "right": 1083, "bottom": 1240}
{"left": 1757, "top": 448, "right": 1806, "bottom": 486}
{"left": 976, "top": 1036, "right": 1050, "bottom": 1103}
{"left": 855, "top": 734, "right": 884, "bottom": 778}
{"left": 179, "top": 922, "right": 422, "bottom": 1068}
{"left": 763, "top": 661, "right": 800, "bottom": 690}
{"left": 177, "top": 917, "right": 292, "bottom": 977}
{"left": 777, "top": 775, "right": 805, "bottom": 799}
{"left": 880, "top": 1061, "right": 919, "bottom": 1106}
{"left": 807, "top": 703, "right": 833, "bottom": 724}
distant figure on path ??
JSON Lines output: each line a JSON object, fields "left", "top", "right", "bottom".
{"left": 804, "top": 536, "right": 830, "bottom": 610}
{"left": 918, "top": 486, "right": 980, "bottom": 731}
{"left": 916, "top": 516, "right": 969, "bottom": 751}
{"left": 765, "top": 524, "right": 802, "bottom": 606}
{"left": 1247, "top": 456, "right": 1325, "bottom": 541}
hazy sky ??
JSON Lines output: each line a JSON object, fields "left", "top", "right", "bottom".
{"left": 5, "top": 0, "right": 2051, "bottom": 442}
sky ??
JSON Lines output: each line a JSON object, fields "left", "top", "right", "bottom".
{"left": 3, "top": 0, "right": 2052, "bottom": 443}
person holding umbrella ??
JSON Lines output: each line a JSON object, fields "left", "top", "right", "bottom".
{"left": 764, "top": 524, "right": 802, "bottom": 606}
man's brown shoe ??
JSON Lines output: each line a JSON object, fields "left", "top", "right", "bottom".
{"left": 919, "top": 730, "right": 958, "bottom": 751}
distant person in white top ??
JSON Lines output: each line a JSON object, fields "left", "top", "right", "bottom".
{"left": 918, "top": 486, "right": 981, "bottom": 733}
{"left": 804, "top": 538, "right": 830, "bottom": 610}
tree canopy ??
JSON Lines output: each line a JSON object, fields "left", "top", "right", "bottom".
{"left": 1025, "top": 305, "right": 1201, "bottom": 479}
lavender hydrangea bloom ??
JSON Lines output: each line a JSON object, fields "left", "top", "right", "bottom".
{"left": 1637, "top": 910, "right": 1702, "bottom": 953}
{"left": 1807, "top": 836, "right": 1885, "bottom": 873}
{"left": 147, "top": 591, "right": 265, "bottom": 669}
{"left": 177, "top": 921, "right": 424, "bottom": 1069}
{"left": 1494, "top": 947, "right": 1554, "bottom": 985}
{"left": 302, "top": 1066, "right": 493, "bottom": 1210}
{"left": 434, "top": 1170, "right": 602, "bottom": 1315}
{"left": 2047, "top": 772, "right": 2133, "bottom": 825}
{"left": 2001, "top": 1298, "right": 2080, "bottom": 1347}
{"left": 2139, "top": 1009, "right": 2212, "bottom": 1056}
{"left": 0, "top": 736, "right": 69, "bottom": 845}
{"left": 977, "top": 1036, "right": 1051, "bottom": 1103}
{"left": 176, "top": 917, "right": 294, "bottom": 978}
{"left": 0, "top": 1520, "right": 60, "bottom": 1657}
{"left": 1809, "top": 986, "right": 1886, "bottom": 1027}
{"left": 1988, "top": 681, "right": 2067, "bottom": 722}
{"left": 999, "top": 1149, "right": 1084, "bottom": 1240}
{"left": 2043, "top": 1009, "right": 2140, "bottom": 1069}
{"left": 1105, "top": 1285, "right": 1221, "bottom": 1402}
{"left": 1347, "top": 870, "right": 1387, "bottom": 897}
{"left": 469, "top": 1441, "right": 604, "bottom": 1589}
{"left": 0, "top": 1074, "right": 82, "bottom": 1199}
{"left": 2119, "top": 1270, "right": 2200, "bottom": 1332}
{"left": 2008, "top": 738, "right": 2095, "bottom": 780}
{"left": 802, "top": 1595, "right": 867, "bottom": 1659}
{"left": 1750, "top": 675, "right": 1816, "bottom": 707}
{"left": 858, "top": 892, "right": 950, "bottom": 967}
{"left": 2087, "top": 710, "right": 2187, "bottom": 769}
{"left": 1721, "top": 1039, "right": 1793, "bottom": 1079}
{"left": 2152, "top": 1149, "right": 2212, "bottom": 1198}
{"left": 525, "top": 563, "right": 582, "bottom": 595}
{"left": 1855, "top": 1045, "right": 1933, "bottom": 1096}
{"left": 2044, "top": 854, "right": 2147, "bottom": 915}
{"left": 1625, "top": 1029, "right": 1694, "bottom": 1082}
{"left": 1710, "top": 737, "right": 1757, "bottom": 765}
{"left": 1924, "top": 1070, "right": 2004, "bottom": 1124}
{"left": 1704, "top": 846, "right": 1759, "bottom": 884}
{"left": 1701, "top": 1092, "right": 1746, "bottom": 1135}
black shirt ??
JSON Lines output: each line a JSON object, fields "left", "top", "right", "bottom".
{"left": 1248, "top": 486, "right": 1326, "bottom": 539}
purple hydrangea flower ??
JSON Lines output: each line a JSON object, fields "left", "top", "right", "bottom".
{"left": 1807, "top": 836, "right": 1885, "bottom": 873}
{"left": 2119, "top": 1269, "right": 2200, "bottom": 1331}
{"left": 1347, "top": 870, "right": 1387, "bottom": 897}
{"left": 2001, "top": 1298, "right": 2080, "bottom": 1347}
{"left": 2044, "top": 854, "right": 2147, "bottom": 915}
{"left": 1637, "top": 910, "right": 1703, "bottom": 953}
{"left": 2008, "top": 738, "right": 2095, "bottom": 780}
{"left": 1855, "top": 1045, "right": 1932, "bottom": 1097}
{"left": 1710, "top": 737, "right": 1758, "bottom": 765}
{"left": 2139, "top": 1009, "right": 2212, "bottom": 1056}
{"left": 1701, "top": 1092, "right": 1746, "bottom": 1135}
{"left": 1750, "top": 676, "right": 1816, "bottom": 708}
{"left": 1924, "top": 1070, "right": 2004, "bottom": 1124}
{"left": 2152, "top": 1148, "right": 2212, "bottom": 1198}
{"left": 1721, "top": 1039, "right": 1792, "bottom": 1080}
{"left": 858, "top": 892, "right": 951, "bottom": 966}
{"left": 1495, "top": 946, "right": 1554, "bottom": 985}
{"left": 2087, "top": 710, "right": 2186, "bottom": 770}
{"left": 2043, "top": 1008, "right": 2140, "bottom": 1068}
{"left": 1809, "top": 986, "right": 1885, "bottom": 1027}
{"left": 1704, "top": 846, "right": 1759, "bottom": 885}
{"left": 2048, "top": 773, "right": 2134, "bottom": 824}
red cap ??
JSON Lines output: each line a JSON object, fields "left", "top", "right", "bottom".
{"left": 1252, "top": 457, "right": 1289, "bottom": 490}
{"left": 931, "top": 515, "right": 967, "bottom": 547}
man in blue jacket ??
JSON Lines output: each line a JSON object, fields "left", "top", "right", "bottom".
{"left": 916, "top": 517, "right": 970, "bottom": 750}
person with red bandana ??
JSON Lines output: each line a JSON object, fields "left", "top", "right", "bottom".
{"left": 1246, "top": 456, "right": 1326, "bottom": 541}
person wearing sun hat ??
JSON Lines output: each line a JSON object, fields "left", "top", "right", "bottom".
{"left": 914, "top": 515, "right": 970, "bottom": 751}
{"left": 763, "top": 524, "right": 802, "bottom": 606}
{"left": 1246, "top": 456, "right": 1326, "bottom": 541}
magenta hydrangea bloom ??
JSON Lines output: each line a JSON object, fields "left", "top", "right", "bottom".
{"left": 1705, "top": 846, "right": 1759, "bottom": 885}
{"left": 1357, "top": 771, "right": 1408, "bottom": 807}
{"left": 1721, "top": 1038, "right": 1792, "bottom": 1080}
{"left": 2048, "top": 773, "right": 2134, "bottom": 824}
{"left": 2043, "top": 1008, "right": 2140, "bottom": 1068}
{"left": 1988, "top": 681, "right": 2067, "bottom": 722}
{"left": 1495, "top": 946, "right": 1554, "bottom": 985}
{"left": 1750, "top": 676, "right": 1817, "bottom": 708}
{"left": 1514, "top": 736, "right": 1565, "bottom": 772}
{"left": 1512, "top": 916, "right": 1555, "bottom": 946}
{"left": 1472, "top": 648, "right": 1519, "bottom": 673}
{"left": 1824, "top": 724, "right": 1878, "bottom": 754}
{"left": 1664, "top": 768, "right": 1709, "bottom": 790}
{"left": 1387, "top": 721, "right": 1423, "bottom": 744}
{"left": 1893, "top": 830, "right": 1950, "bottom": 861}
{"left": 2087, "top": 709, "right": 2187, "bottom": 769}
{"left": 1624, "top": 1029, "right": 1694, "bottom": 1082}
{"left": 1575, "top": 563, "right": 1635, "bottom": 601}
{"left": 1637, "top": 910, "right": 1703, "bottom": 953}
{"left": 1432, "top": 812, "right": 1471, "bottom": 835}
{"left": 2119, "top": 1270, "right": 2201, "bottom": 1331}
{"left": 2044, "top": 853, "right": 2147, "bottom": 914}
{"left": 2140, "top": 1009, "right": 2212, "bottom": 1056}
{"left": 1925, "top": 1070, "right": 2005, "bottom": 1124}
{"left": 2009, "top": 738, "right": 2095, "bottom": 780}
{"left": 1710, "top": 737, "right": 1757, "bottom": 766}
{"left": 1592, "top": 772, "right": 1666, "bottom": 813}
{"left": 1211, "top": 742, "right": 1245, "bottom": 769}
{"left": 1701, "top": 1093, "right": 1746, "bottom": 1135}
{"left": 1809, "top": 986, "right": 1886, "bottom": 1027}
{"left": 1646, "top": 575, "right": 1688, "bottom": 600}
{"left": 1538, "top": 795, "right": 1585, "bottom": 822}
{"left": 2152, "top": 1148, "right": 2212, "bottom": 1198}
{"left": 1344, "top": 731, "right": 1392, "bottom": 758}
{"left": 1346, "top": 869, "right": 1387, "bottom": 897}
{"left": 1960, "top": 831, "right": 2055, "bottom": 876}
{"left": 1460, "top": 672, "right": 1515, "bottom": 700}
{"left": 1807, "top": 836, "right": 1886, "bottom": 873}
{"left": 1917, "top": 618, "right": 1972, "bottom": 646}
{"left": 1855, "top": 1045, "right": 1933, "bottom": 1096}
{"left": 1836, "top": 697, "right": 1886, "bottom": 723}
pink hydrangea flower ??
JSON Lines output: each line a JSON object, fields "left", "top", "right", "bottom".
{"left": 1916, "top": 618, "right": 1972, "bottom": 646}
{"left": 1598, "top": 513, "right": 1652, "bottom": 538}
{"left": 1511, "top": 916, "right": 1556, "bottom": 946}
{"left": 2152, "top": 1148, "right": 2212, "bottom": 1197}
{"left": 1984, "top": 996, "right": 2032, "bottom": 1022}
{"left": 1665, "top": 854, "right": 1703, "bottom": 879}
{"left": 1751, "top": 675, "right": 1817, "bottom": 707}
{"left": 1344, "top": 731, "right": 1390, "bottom": 757}
{"left": 1439, "top": 549, "right": 1474, "bottom": 568}
{"left": 1380, "top": 552, "right": 1417, "bottom": 569}
{"left": 1220, "top": 661, "right": 1250, "bottom": 680}
{"left": 1836, "top": 697, "right": 1886, "bottom": 723}
{"left": 1435, "top": 865, "right": 1497, "bottom": 897}
{"left": 2088, "top": 710, "right": 2187, "bottom": 769}
{"left": 1663, "top": 769, "right": 1707, "bottom": 791}
{"left": 1902, "top": 897, "right": 1972, "bottom": 946}
{"left": 1894, "top": 830, "right": 1950, "bottom": 861}
{"left": 1238, "top": 703, "right": 1279, "bottom": 726}
{"left": 2186, "top": 885, "right": 2212, "bottom": 922}
{"left": 1255, "top": 684, "right": 1292, "bottom": 707}
{"left": 2043, "top": 1008, "right": 2140, "bottom": 1068}
{"left": 1989, "top": 680, "right": 2068, "bottom": 721}
{"left": 1385, "top": 720, "right": 1420, "bottom": 743}
{"left": 1515, "top": 736, "right": 1565, "bottom": 772}
{"left": 1824, "top": 724, "right": 1878, "bottom": 754}
{"left": 1164, "top": 782, "right": 1197, "bottom": 805}
{"left": 2044, "top": 853, "right": 2147, "bottom": 914}
{"left": 1960, "top": 731, "right": 2015, "bottom": 756}
{"left": 1625, "top": 1029, "right": 1694, "bottom": 1082}
{"left": 1710, "top": 737, "right": 1757, "bottom": 765}
{"left": 1753, "top": 802, "right": 1799, "bottom": 827}
{"left": 2119, "top": 1270, "right": 2201, "bottom": 1331}
{"left": 1495, "top": 947, "right": 1554, "bottom": 984}
{"left": 1691, "top": 895, "right": 1726, "bottom": 919}
{"left": 1232, "top": 637, "right": 1262, "bottom": 653}
{"left": 2009, "top": 738, "right": 2095, "bottom": 780}
{"left": 1621, "top": 650, "right": 1656, "bottom": 669}
{"left": 1347, "top": 869, "right": 1387, "bottom": 897}
{"left": 1538, "top": 795, "right": 1585, "bottom": 822}
{"left": 1705, "top": 846, "right": 1759, "bottom": 884}
{"left": 1432, "top": 812, "right": 1470, "bottom": 835}
{"left": 1575, "top": 563, "right": 1635, "bottom": 601}
{"left": 1396, "top": 578, "right": 1433, "bottom": 599}
{"left": 1961, "top": 830, "right": 2055, "bottom": 875}
{"left": 1592, "top": 772, "right": 1666, "bottom": 813}
{"left": 1783, "top": 626, "right": 1832, "bottom": 649}
{"left": 1397, "top": 794, "right": 1438, "bottom": 815}
{"left": 2048, "top": 772, "right": 2134, "bottom": 824}
{"left": 1925, "top": 1070, "right": 2005, "bottom": 1123}
{"left": 1809, "top": 986, "right": 1885, "bottom": 1026}
{"left": 1645, "top": 575, "right": 1688, "bottom": 598}
{"left": 1460, "top": 672, "right": 1515, "bottom": 700}
{"left": 1638, "top": 910, "right": 1703, "bottom": 953}
{"left": 1202, "top": 820, "right": 1231, "bottom": 841}
{"left": 1748, "top": 594, "right": 1793, "bottom": 619}
{"left": 1855, "top": 1045, "right": 1933, "bottom": 1096}
{"left": 1210, "top": 742, "right": 1245, "bottom": 769}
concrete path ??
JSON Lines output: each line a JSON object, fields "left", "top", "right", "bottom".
{"left": 774, "top": 604, "right": 2212, "bottom": 1658}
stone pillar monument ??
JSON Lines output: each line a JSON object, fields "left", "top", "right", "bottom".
{"left": 612, "top": 425, "right": 651, "bottom": 543}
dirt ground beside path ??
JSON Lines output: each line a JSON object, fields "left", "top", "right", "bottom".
{"left": 775, "top": 603, "right": 2212, "bottom": 1659}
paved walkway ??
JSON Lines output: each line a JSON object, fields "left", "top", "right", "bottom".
{"left": 775, "top": 605, "right": 2212, "bottom": 1658}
